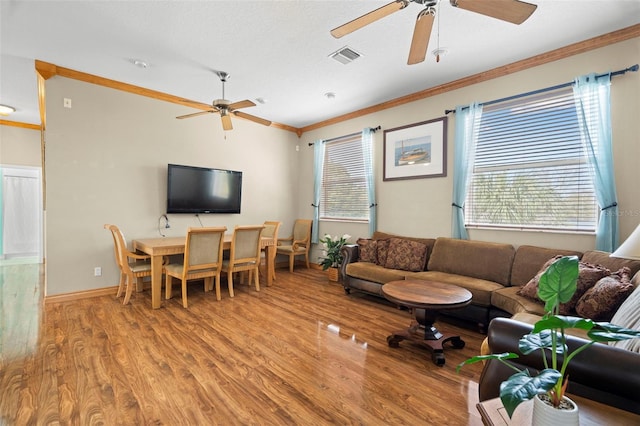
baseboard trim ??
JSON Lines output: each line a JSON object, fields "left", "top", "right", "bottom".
{"left": 45, "top": 263, "right": 324, "bottom": 303}
{"left": 45, "top": 286, "right": 118, "bottom": 304}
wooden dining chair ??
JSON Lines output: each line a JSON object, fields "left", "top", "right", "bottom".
{"left": 261, "top": 221, "right": 281, "bottom": 281}
{"left": 104, "top": 224, "right": 152, "bottom": 305}
{"left": 164, "top": 226, "right": 227, "bottom": 307}
{"left": 221, "top": 225, "right": 265, "bottom": 297}
{"left": 276, "top": 219, "right": 312, "bottom": 273}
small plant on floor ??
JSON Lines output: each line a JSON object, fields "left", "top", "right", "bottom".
{"left": 318, "top": 234, "right": 351, "bottom": 270}
{"left": 457, "top": 255, "right": 640, "bottom": 418}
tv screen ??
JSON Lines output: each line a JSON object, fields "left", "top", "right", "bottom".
{"left": 167, "top": 164, "right": 242, "bottom": 214}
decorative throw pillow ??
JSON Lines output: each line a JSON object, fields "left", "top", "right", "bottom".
{"left": 376, "top": 239, "right": 390, "bottom": 266}
{"left": 517, "top": 256, "right": 610, "bottom": 314}
{"left": 356, "top": 238, "right": 378, "bottom": 263}
{"left": 384, "top": 237, "right": 428, "bottom": 272}
{"left": 575, "top": 267, "right": 634, "bottom": 321}
{"left": 517, "top": 256, "right": 561, "bottom": 299}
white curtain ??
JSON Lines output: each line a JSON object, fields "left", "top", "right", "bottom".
{"left": 2, "top": 170, "right": 41, "bottom": 257}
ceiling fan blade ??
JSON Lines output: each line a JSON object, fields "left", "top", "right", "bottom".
{"left": 330, "top": 0, "right": 409, "bottom": 38}
{"left": 176, "top": 110, "right": 216, "bottom": 119}
{"left": 233, "top": 111, "right": 272, "bottom": 127}
{"left": 407, "top": 9, "right": 435, "bottom": 65}
{"left": 228, "top": 99, "right": 256, "bottom": 110}
{"left": 450, "top": 0, "right": 537, "bottom": 25}
{"left": 221, "top": 114, "right": 233, "bottom": 131}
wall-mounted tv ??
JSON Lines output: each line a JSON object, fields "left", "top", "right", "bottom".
{"left": 166, "top": 164, "right": 242, "bottom": 214}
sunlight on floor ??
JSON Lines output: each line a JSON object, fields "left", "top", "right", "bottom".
{"left": 0, "top": 262, "right": 42, "bottom": 363}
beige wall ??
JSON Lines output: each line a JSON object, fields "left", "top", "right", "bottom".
{"left": 300, "top": 38, "right": 640, "bottom": 262}
{"left": 6, "top": 37, "right": 638, "bottom": 296}
{"left": 0, "top": 125, "right": 41, "bottom": 167}
{"left": 44, "top": 77, "right": 300, "bottom": 295}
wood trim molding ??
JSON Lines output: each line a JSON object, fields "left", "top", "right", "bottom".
{"left": 45, "top": 286, "right": 119, "bottom": 304}
{"left": 33, "top": 60, "right": 293, "bottom": 132}
{"left": 0, "top": 119, "right": 41, "bottom": 130}
{"left": 298, "top": 24, "right": 640, "bottom": 135}
{"left": 29, "top": 24, "right": 639, "bottom": 137}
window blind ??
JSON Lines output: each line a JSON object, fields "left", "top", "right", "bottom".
{"left": 466, "top": 88, "right": 597, "bottom": 232}
{"left": 321, "top": 134, "right": 369, "bottom": 221}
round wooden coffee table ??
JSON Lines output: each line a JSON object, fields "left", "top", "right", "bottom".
{"left": 382, "top": 279, "right": 472, "bottom": 366}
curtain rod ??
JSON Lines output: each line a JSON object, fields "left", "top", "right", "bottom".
{"left": 444, "top": 64, "right": 639, "bottom": 115}
{"left": 308, "top": 126, "right": 381, "bottom": 146}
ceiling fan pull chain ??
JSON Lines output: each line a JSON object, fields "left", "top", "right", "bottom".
{"left": 436, "top": 2, "right": 441, "bottom": 62}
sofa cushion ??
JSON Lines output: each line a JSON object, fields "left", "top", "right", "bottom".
{"left": 510, "top": 245, "right": 583, "bottom": 287}
{"left": 356, "top": 238, "right": 378, "bottom": 263}
{"left": 609, "top": 284, "right": 640, "bottom": 353}
{"left": 517, "top": 256, "right": 610, "bottom": 315}
{"left": 412, "top": 271, "right": 502, "bottom": 307}
{"left": 345, "top": 262, "right": 410, "bottom": 284}
{"left": 581, "top": 250, "right": 640, "bottom": 278}
{"left": 376, "top": 239, "right": 390, "bottom": 266}
{"left": 491, "top": 286, "right": 547, "bottom": 316}
{"left": 384, "top": 238, "right": 428, "bottom": 272}
{"left": 576, "top": 267, "right": 635, "bottom": 321}
{"left": 427, "top": 237, "right": 515, "bottom": 286}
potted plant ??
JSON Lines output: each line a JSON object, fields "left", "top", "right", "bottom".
{"left": 318, "top": 234, "right": 351, "bottom": 281}
{"left": 457, "top": 255, "right": 640, "bottom": 423}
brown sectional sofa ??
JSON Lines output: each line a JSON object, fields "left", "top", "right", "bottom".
{"left": 340, "top": 231, "right": 640, "bottom": 332}
{"left": 341, "top": 231, "right": 640, "bottom": 414}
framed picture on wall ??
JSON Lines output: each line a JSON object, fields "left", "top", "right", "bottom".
{"left": 383, "top": 116, "right": 447, "bottom": 181}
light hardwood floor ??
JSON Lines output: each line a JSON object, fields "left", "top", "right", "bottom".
{"left": 1, "top": 263, "right": 486, "bottom": 425}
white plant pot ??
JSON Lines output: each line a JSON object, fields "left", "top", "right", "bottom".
{"left": 532, "top": 393, "right": 579, "bottom": 426}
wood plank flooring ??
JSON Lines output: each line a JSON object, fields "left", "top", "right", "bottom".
{"left": 1, "top": 264, "right": 486, "bottom": 425}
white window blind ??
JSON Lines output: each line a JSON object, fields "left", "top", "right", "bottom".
{"left": 465, "top": 88, "right": 597, "bottom": 232}
{"left": 321, "top": 134, "right": 369, "bottom": 221}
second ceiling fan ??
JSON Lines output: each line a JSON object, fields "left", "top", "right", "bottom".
{"left": 177, "top": 71, "right": 271, "bottom": 130}
{"left": 331, "top": 0, "right": 537, "bottom": 65}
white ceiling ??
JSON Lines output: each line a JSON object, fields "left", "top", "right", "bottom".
{"left": 1, "top": 1, "right": 639, "bottom": 130}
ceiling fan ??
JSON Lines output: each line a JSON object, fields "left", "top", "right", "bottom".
{"left": 331, "top": 0, "right": 537, "bottom": 65}
{"left": 176, "top": 71, "right": 271, "bottom": 130}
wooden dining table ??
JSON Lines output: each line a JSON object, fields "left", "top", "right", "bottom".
{"left": 132, "top": 235, "right": 276, "bottom": 309}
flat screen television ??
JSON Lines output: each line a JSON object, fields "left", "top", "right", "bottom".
{"left": 166, "top": 164, "right": 242, "bottom": 214}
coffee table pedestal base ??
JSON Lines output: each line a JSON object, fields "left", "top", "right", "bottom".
{"left": 387, "top": 308, "right": 465, "bottom": 366}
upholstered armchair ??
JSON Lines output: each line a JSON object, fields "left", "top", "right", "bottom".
{"left": 276, "top": 219, "right": 312, "bottom": 273}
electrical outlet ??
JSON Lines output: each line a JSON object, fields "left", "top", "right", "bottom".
{"left": 94, "top": 267, "right": 102, "bottom": 277}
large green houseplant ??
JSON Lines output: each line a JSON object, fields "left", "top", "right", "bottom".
{"left": 318, "top": 234, "right": 351, "bottom": 270}
{"left": 457, "top": 255, "right": 640, "bottom": 419}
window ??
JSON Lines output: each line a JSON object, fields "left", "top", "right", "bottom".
{"left": 320, "top": 134, "right": 369, "bottom": 221}
{"left": 465, "top": 88, "right": 597, "bottom": 232}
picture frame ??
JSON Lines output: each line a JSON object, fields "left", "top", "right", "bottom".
{"left": 383, "top": 116, "right": 448, "bottom": 181}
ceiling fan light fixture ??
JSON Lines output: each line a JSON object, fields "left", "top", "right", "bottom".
{"left": 0, "top": 104, "right": 16, "bottom": 115}
{"left": 432, "top": 48, "right": 448, "bottom": 62}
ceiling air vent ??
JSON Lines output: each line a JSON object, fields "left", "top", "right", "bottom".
{"left": 330, "top": 46, "right": 362, "bottom": 64}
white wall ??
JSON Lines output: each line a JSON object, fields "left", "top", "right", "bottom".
{"left": 44, "top": 77, "right": 300, "bottom": 295}
{"left": 299, "top": 38, "right": 640, "bottom": 262}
